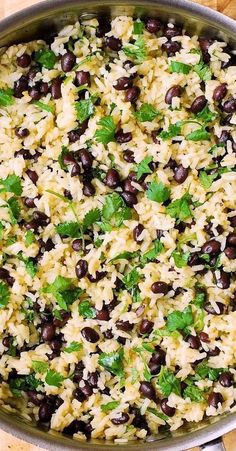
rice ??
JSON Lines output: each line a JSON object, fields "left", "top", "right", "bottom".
{"left": 0, "top": 14, "right": 235, "bottom": 443}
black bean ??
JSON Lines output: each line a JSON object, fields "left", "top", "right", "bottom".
{"left": 0, "top": 267, "right": 10, "bottom": 280}
{"left": 38, "top": 238, "right": 54, "bottom": 254}
{"left": 215, "top": 270, "right": 230, "bottom": 290}
{"left": 146, "top": 18, "right": 161, "bottom": 33}
{"left": 79, "top": 149, "right": 93, "bottom": 170}
{"left": 125, "top": 86, "right": 140, "bottom": 102}
{"left": 201, "top": 239, "right": 221, "bottom": 255}
{"left": 113, "top": 76, "right": 133, "bottom": 91}
{"left": 73, "top": 387, "right": 86, "bottom": 402}
{"left": 219, "top": 371, "right": 233, "bottom": 387}
{"left": 139, "top": 319, "right": 154, "bottom": 335}
{"left": 187, "top": 335, "right": 201, "bottom": 349}
{"left": 160, "top": 398, "right": 176, "bottom": 416}
{"left": 111, "top": 413, "right": 130, "bottom": 425}
{"left": 83, "top": 181, "right": 95, "bottom": 197}
{"left": 174, "top": 165, "right": 189, "bottom": 184}
{"left": 199, "top": 331, "right": 209, "bottom": 342}
{"left": 2, "top": 336, "right": 11, "bottom": 348}
{"left": 229, "top": 216, "right": 236, "bottom": 228}
{"left": 148, "top": 360, "right": 161, "bottom": 375}
{"left": 116, "top": 130, "right": 132, "bottom": 143}
{"left": 28, "top": 87, "right": 41, "bottom": 100}
{"left": 25, "top": 220, "right": 39, "bottom": 232}
{"left": 40, "top": 82, "right": 50, "bottom": 95}
{"left": 26, "top": 169, "right": 38, "bottom": 184}
{"left": 95, "top": 19, "right": 111, "bottom": 37}
{"left": 15, "top": 148, "right": 32, "bottom": 159}
{"left": 123, "top": 60, "right": 135, "bottom": 71}
{"left": 105, "top": 168, "right": 120, "bottom": 188}
{"left": 103, "top": 329, "right": 113, "bottom": 339}
{"left": 123, "top": 150, "right": 135, "bottom": 163}
{"left": 32, "top": 211, "right": 50, "bottom": 227}
{"left": 151, "top": 348, "right": 166, "bottom": 365}
{"left": 87, "top": 271, "right": 107, "bottom": 283}
{"left": 208, "top": 392, "right": 223, "bottom": 408}
{"left": 164, "top": 24, "right": 182, "bottom": 38}
{"left": 75, "top": 259, "right": 88, "bottom": 279}
{"left": 204, "top": 301, "right": 224, "bottom": 315}
{"left": 190, "top": 95, "right": 207, "bottom": 114}
{"left": 188, "top": 252, "right": 201, "bottom": 267}
{"left": 72, "top": 239, "right": 83, "bottom": 251}
{"left": 27, "top": 390, "right": 41, "bottom": 405}
{"left": 53, "top": 311, "right": 70, "bottom": 328}
{"left": 17, "top": 53, "right": 31, "bottom": 68}
{"left": 41, "top": 323, "right": 55, "bottom": 342}
{"left": 27, "top": 68, "right": 37, "bottom": 81}
{"left": 50, "top": 338, "right": 62, "bottom": 352}
{"left": 227, "top": 233, "right": 236, "bottom": 247}
{"left": 224, "top": 247, "right": 236, "bottom": 259}
{"left": 81, "top": 327, "right": 99, "bottom": 343}
{"left": 207, "top": 346, "right": 220, "bottom": 357}
{"left": 105, "top": 36, "right": 122, "bottom": 51}
{"left": 15, "top": 127, "right": 29, "bottom": 138}
{"left": 123, "top": 178, "right": 138, "bottom": 194}
{"left": 75, "top": 71, "right": 90, "bottom": 86}
{"left": 80, "top": 381, "right": 93, "bottom": 399}
{"left": 51, "top": 78, "right": 62, "bottom": 99}
{"left": 121, "top": 191, "right": 137, "bottom": 207}
{"left": 133, "top": 224, "right": 144, "bottom": 242}
{"left": 61, "top": 51, "right": 76, "bottom": 72}
{"left": 151, "top": 281, "right": 169, "bottom": 295}
{"left": 222, "top": 98, "right": 236, "bottom": 113}
{"left": 165, "top": 85, "right": 182, "bottom": 104}
{"left": 199, "top": 38, "right": 212, "bottom": 54}
{"left": 68, "top": 123, "right": 88, "bottom": 143}
{"left": 71, "top": 163, "right": 80, "bottom": 177}
{"left": 116, "top": 320, "right": 134, "bottom": 332}
{"left": 87, "top": 371, "right": 99, "bottom": 388}
{"left": 139, "top": 381, "right": 156, "bottom": 401}
{"left": 95, "top": 307, "right": 110, "bottom": 321}
{"left": 213, "top": 84, "right": 227, "bottom": 102}
{"left": 63, "top": 419, "right": 87, "bottom": 436}
{"left": 162, "top": 41, "right": 181, "bottom": 56}
{"left": 130, "top": 407, "right": 149, "bottom": 432}
{"left": 13, "top": 75, "right": 28, "bottom": 98}
{"left": 38, "top": 402, "right": 54, "bottom": 423}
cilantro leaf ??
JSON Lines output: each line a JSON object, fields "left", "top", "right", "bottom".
{"left": 147, "top": 179, "right": 170, "bottom": 203}
{"left": 157, "top": 367, "right": 181, "bottom": 397}
{"left": 123, "top": 268, "right": 141, "bottom": 290}
{"left": 193, "top": 309, "right": 205, "bottom": 333}
{"left": 166, "top": 306, "right": 193, "bottom": 333}
{"left": 195, "top": 362, "right": 224, "bottom": 381}
{"left": 170, "top": 61, "right": 191, "bottom": 74}
{"left": 58, "top": 146, "right": 70, "bottom": 171}
{"left": 25, "top": 230, "right": 35, "bottom": 247}
{"left": 0, "top": 222, "right": 4, "bottom": 239}
{"left": 196, "top": 105, "right": 217, "bottom": 123}
{"left": 95, "top": 116, "right": 116, "bottom": 145}
{"left": 140, "top": 239, "right": 163, "bottom": 264}
{"left": 186, "top": 127, "right": 210, "bottom": 141}
{"left": 0, "top": 282, "right": 10, "bottom": 308}
{"left": 56, "top": 221, "right": 82, "bottom": 238}
{"left": 194, "top": 62, "right": 212, "bottom": 81}
{"left": 183, "top": 383, "right": 205, "bottom": 402}
{"left": 101, "top": 401, "right": 120, "bottom": 413}
{"left": 192, "top": 291, "right": 206, "bottom": 308}
{"left": 79, "top": 300, "right": 96, "bottom": 318}
{"left": 166, "top": 192, "right": 193, "bottom": 221}
{"left": 34, "top": 48, "right": 58, "bottom": 69}
{"left": 75, "top": 98, "right": 94, "bottom": 123}
{"left": 32, "top": 100, "right": 55, "bottom": 114}
{"left": 199, "top": 171, "right": 218, "bottom": 189}
{"left": 9, "top": 374, "right": 40, "bottom": 397}
{"left": 133, "top": 20, "right": 145, "bottom": 35}
{"left": 6, "top": 196, "right": 21, "bottom": 224}
{"left": 43, "top": 276, "right": 84, "bottom": 310}
{"left": 147, "top": 407, "right": 168, "bottom": 421}
{"left": 110, "top": 251, "right": 139, "bottom": 262}
{"left": 64, "top": 341, "right": 83, "bottom": 353}
{"left": 159, "top": 122, "right": 182, "bottom": 141}
{"left": 101, "top": 193, "right": 131, "bottom": 229}
{"left": 135, "top": 156, "right": 153, "bottom": 181}
{"left": 123, "top": 37, "right": 147, "bottom": 63}
{"left": 98, "top": 349, "right": 124, "bottom": 377}
{"left": 82, "top": 208, "right": 101, "bottom": 231}
{"left": 0, "top": 175, "right": 22, "bottom": 196}
{"left": 0, "top": 88, "right": 14, "bottom": 107}
{"left": 45, "top": 369, "right": 64, "bottom": 387}
{"left": 17, "top": 252, "right": 38, "bottom": 278}
{"left": 32, "top": 360, "right": 49, "bottom": 374}
{"left": 133, "top": 103, "right": 160, "bottom": 122}
{"left": 172, "top": 250, "right": 190, "bottom": 268}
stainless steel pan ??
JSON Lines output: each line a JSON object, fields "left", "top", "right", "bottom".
{"left": 0, "top": 1, "right": 235, "bottom": 450}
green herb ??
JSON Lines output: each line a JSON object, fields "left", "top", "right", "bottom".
{"left": 58, "top": 146, "right": 70, "bottom": 172}
{"left": 98, "top": 349, "right": 124, "bottom": 377}
{"left": 64, "top": 341, "right": 83, "bottom": 353}
{"left": 194, "top": 61, "right": 212, "bottom": 81}
{"left": 100, "top": 193, "right": 131, "bottom": 229}
{"left": 157, "top": 366, "right": 181, "bottom": 397}
{"left": 140, "top": 239, "right": 163, "bottom": 264}
{"left": 159, "top": 122, "right": 182, "bottom": 141}
{"left": 101, "top": 401, "right": 120, "bottom": 413}
{"left": 0, "top": 174, "right": 22, "bottom": 196}
{"left": 17, "top": 252, "right": 38, "bottom": 278}
{"left": 196, "top": 105, "right": 217, "bottom": 123}
{"left": 94, "top": 238, "right": 103, "bottom": 248}
{"left": 133, "top": 20, "right": 145, "bottom": 35}
{"left": 142, "top": 343, "right": 154, "bottom": 353}
{"left": 123, "top": 268, "right": 141, "bottom": 290}
{"left": 32, "top": 360, "right": 49, "bottom": 374}
{"left": 172, "top": 250, "right": 190, "bottom": 268}
{"left": 147, "top": 179, "right": 170, "bottom": 203}
{"left": 78, "top": 300, "right": 96, "bottom": 318}
{"left": 123, "top": 37, "right": 147, "bottom": 63}
{"left": 53, "top": 309, "right": 62, "bottom": 320}
{"left": 0, "top": 282, "right": 10, "bottom": 308}
{"left": 95, "top": 116, "right": 116, "bottom": 145}
{"left": 0, "top": 88, "right": 14, "bottom": 107}
{"left": 192, "top": 291, "right": 206, "bottom": 308}
{"left": 0, "top": 222, "right": 4, "bottom": 239}
{"left": 199, "top": 171, "right": 218, "bottom": 189}
{"left": 34, "top": 48, "right": 58, "bottom": 69}
{"left": 147, "top": 407, "right": 168, "bottom": 421}
{"left": 75, "top": 98, "right": 94, "bottom": 123}
{"left": 6, "top": 235, "right": 17, "bottom": 246}
{"left": 195, "top": 362, "right": 224, "bottom": 381}
{"left": 131, "top": 367, "right": 139, "bottom": 383}
{"left": 83, "top": 208, "right": 101, "bottom": 231}
{"left": 170, "top": 61, "right": 191, "bottom": 74}
{"left": 45, "top": 369, "right": 64, "bottom": 387}
{"left": 166, "top": 306, "right": 193, "bottom": 334}
{"left": 32, "top": 100, "right": 55, "bottom": 114}
{"left": 56, "top": 221, "right": 81, "bottom": 238}
{"left": 193, "top": 309, "right": 205, "bottom": 333}
{"left": 183, "top": 383, "right": 205, "bottom": 402}
{"left": 209, "top": 143, "right": 225, "bottom": 154}
{"left": 43, "top": 276, "right": 84, "bottom": 310}
{"left": 177, "top": 233, "right": 197, "bottom": 248}
{"left": 92, "top": 167, "right": 106, "bottom": 182}
{"left": 186, "top": 127, "right": 210, "bottom": 141}
{"left": 25, "top": 230, "right": 35, "bottom": 247}
{"left": 9, "top": 374, "right": 40, "bottom": 397}
{"left": 135, "top": 155, "right": 153, "bottom": 180}
{"left": 133, "top": 103, "right": 160, "bottom": 122}
{"left": 166, "top": 192, "right": 193, "bottom": 221}
{"left": 110, "top": 251, "right": 139, "bottom": 263}
{"left": 6, "top": 338, "right": 17, "bottom": 357}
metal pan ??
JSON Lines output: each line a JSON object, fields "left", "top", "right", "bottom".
{"left": 0, "top": 1, "right": 235, "bottom": 450}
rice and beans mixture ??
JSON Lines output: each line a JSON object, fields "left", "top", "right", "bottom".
{"left": 0, "top": 15, "right": 236, "bottom": 443}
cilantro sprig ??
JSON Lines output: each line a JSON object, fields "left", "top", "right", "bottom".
{"left": 95, "top": 116, "right": 116, "bottom": 145}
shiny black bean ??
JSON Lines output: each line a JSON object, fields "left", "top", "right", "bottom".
{"left": 116, "top": 130, "right": 132, "bottom": 143}
{"left": 111, "top": 413, "right": 130, "bottom": 425}
{"left": 75, "top": 71, "right": 91, "bottom": 86}
{"left": 96, "top": 308, "right": 110, "bottom": 321}
{"left": 204, "top": 301, "right": 224, "bottom": 315}
{"left": 187, "top": 335, "right": 201, "bottom": 349}
{"left": 73, "top": 387, "right": 86, "bottom": 402}
{"left": 28, "top": 87, "right": 41, "bottom": 100}
{"left": 53, "top": 311, "right": 70, "bottom": 328}
{"left": 222, "top": 98, "right": 236, "bottom": 113}
{"left": 40, "top": 82, "right": 50, "bottom": 95}
{"left": 80, "top": 381, "right": 93, "bottom": 399}
{"left": 123, "top": 150, "right": 135, "bottom": 163}
{"left": 123, "top": 60, "right": 135, "bottom": 70}
{"left": 121, "top": 191, "right": 137, "bottom": 207}
{"left": 130, "top": 407, "right": 149, "bottom": 432}
{"left": 87, "top": 371, "right": 99, "bottom": 388}
{"left": 38, "top": 238, "right": 54, "bottom": 253}
{"left": 15, "top": 148, "right": 32, "bottom": 159}
{"left": 72, "top": 239, "right": 83, "bottom": 251}
{"left": 190, "top": 95, "right": 207, "bottom": 114}
{"left": 87, "top": 271, "right": 107, "bottom": 283}
{"left": 151, "top": 281, "right": 169, "bottom": 295}
{"left": 160, "top": 398, "right": 176, "bottom": 417}
{"left": 215, "top": 270, "right": 230, "bottom": 290}
{"left": 75, "top": 259, "right": 88, "bottom": 279}
{"left": 63, "top": 419, "right": 87, "bottom": 436}
{"left": 51, "top": 78, "right": 62, "bottom": 99}
{"left": 15, "top": 127, "right": 29, "bottom": 138}
{"left": 83, "top": 181, "right": 95, "bottom": 197}
{"left": 227, "top": 233, "right": 236, "bottom": 247}
{"left": 213, "top": 84, "right": 227, "bottom": 102}
{"left": 17, "top": 53, "right": 31, "bottom": 68}
{"left": 148, "top": 360, "right": 161, "bottom": 375}
{"left": 96, "top": 20, "right": 111, "bottom": 37}
{"left": 113, "top": 76, "right": 133, "bottom": 90}
{"left": 174, "top": 165, "right": 189, "bottom": 184}
{"left": 26, "top": 169, "right": 38, "bottom": 184}
{"left": 68, "top": 123, "right": 87, "bottom": 143}
{"left": 41, "top": 323, "right": 55, "bottom": 342}
{"left": 38, "top": 402, "right": 54, "bottom": 423}
{"left": 27, "top": 390, "right": 41, "bottom": 405}
{"left": 50, "top": 338, "right": 62, "bottom": 352}
{"left": 146, "top": 18, "right": 161, "bottom": 33}
{"left": 201, "top": 239, "right": 221, "bottom": 255}
{"left": 71, "top": 163, "right": 80, "bottom": 177}
{"left": 162, "top": 41, "right": 181, "bottom": 56}
{"left": 151, "top": 348, "right": 166, "bottom": 365}
{"left": 2, "top": 336, "right": 11, "bottom": 347}
{"left": 79, "top": 149, "right": 93, "bottom": 170}
{"left": 188, "top": 252, "right": 201, "bottom": 267}
{"left": 208, "top": 392, "right": 223, "bottom": 408}
{"left": 0, "top": 267, "right": 10, "bottom": 280}
{"left": 13, "top": 75, "right": 28, "bottom": 98}
{"left": 219, "top": 372, "right": 233, "bottom": 387}
{"left": 116, "top": 320, "right": 134, "bottom": 332}
{"left": 81, "top": 327, "right": 99, "bottom": 343}
{"left": 32, "top": 211, "right": 50, "bottom": 228}
{"left": 105, "top": 168, "right": 120, "bottom": 188}
{"left": 133, "top": 224, "right": 144, "bottom": 242}
{"left": 139, "top": 381, "right": 156, "bottom": 401}
{"left": 229, "top": 216, "right": 236, "bottom": 228}
{"left": 103, "top": 329, "right": 113, "bottom": 339}
{"left": 123, "top": 178, "right": 138, "bottom": 194}
{"left": 165, "top": 85, "right": 182, "bottom": 104}
{"left": 217, "top": 130, "right": 231, "bottom": 144}
{"left": 125, "top": 86, "right": 140, "bottom": 102}
{"left": 105, "top": 36, "right": 122, "bottom": 51}
{"left": 164, "top": 24, "right": 182, "bottom": 38}
{"left": 61, "top": 51, "right": 76, "bottom": 72}
{"left": 139, "top": 319, "right": 154, "bottom": 335}
{"left": 224, "top": 247, "right": 236, "bottom": 259}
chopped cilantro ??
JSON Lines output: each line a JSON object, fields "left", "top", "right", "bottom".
{"left": 123, "top": 268, "right": 141, "bottom": 290}
{"left": 196, "top": 105, "right": 217, "bottom": 123}
{"left": 83, "top": 208, "right": 101, "bottom": 231}
{"left": 34, "top": 48, "right": 58, "bottom": 69}
{"left": 9, "top": 374, "right": 40, "bottom": 397}
{"left": 0, "top": 282, "right": 10, "bottom": 308}
{"left": 147, "top": 179, "right": 171, "bottom": 203}
{"left": 186, "top": 127, "right": 210, "bottom": 141}
{"left": 183, "top": 383, "right": 205, "bottom": 402}
{"left": 192, "top": 291, "right": 206, "bottom": 308}
{"left": 75, "top": 98, "right": 94, "bottom": 123}
{"left": 98, "top": 349, "right": 124, "bottom": 377}
{"left": 157, "top": 366, "right": 181, "bottom": 397}
{"left": 56, "top": 221, "right": 81, "bottom": 238}
{"left": 95, "top": 116, "right": 116, "bottom": 145}
{"left": 0, "top": 88, "right": 14, "bottom": 107}
{"left": 135, "top": 155, "right": 153, "bottom": 180}
{"left": 101, "top": 401, "right": 120, "bottom": 413}
{"left": 159, "top": 122, "right": 182, "bottom": 141}
{"left": 0, "top": 174, "right": 22, "bottom": 196}
{"left": 170, "top": 61, "right": 191, "bottom": 74}
{"left": 195, "top": 362, "right": 224, "bottom": 381}
{"left": 43, "top": 276, "right": 84, "bottom": 310}
{"left": 25, "top": 230, "right": 35, "bottom": 247}
{"left": 0, "top": 222, "right": 4, "bottom": 239}
{"left": 32, "top": 100, "right": 55, "bottom": 114}
{"left": 194, "top": 61, "right": 212, "bottom": 81}
{"left": 140, "top": 239, "right": 163, "bottom": 264}
{"left": 123, "top": 37, "right": 147, "bottom": 63}
{"left": 100, "top": 193, "right": 131, "bottom": 229}
{"left": 172, "top": 250, "right": 190, "bottom": 268}
{"left": 166, "top": 192, "right": 193, "bottom": 221}
{"left": 133, "top": 20, "right": 145, "bottom": 35}
{"left": 110, "top": 251, "right": 139, "bottom": 262}
{"left": 133, "top": 103, "right": 160, "bottom": 122}
{"left": 166, "top": 306, "right": 193, "bottom": 334}
{"left": 58, "top": 146, "right": 70, "bottom": 172}
{"left": 199, "top": 171, "right": 218, "bottom": 189}
{"left": 45, "top": 369, "right": 64, "bottom": 387}
{"left": 193, "top": 309, "right": 205, "bottom": 333}
{"left": 79, "top": 300, "right": 96, "bottom": 318}
{"left": 17, "top": 252, "right": 38, "bottom": 278}
{"left": 32, "top": 360, "right": 49, "bottom": 374}
{"left": 64, "top": 341, "right": 83, "bottom": 353}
